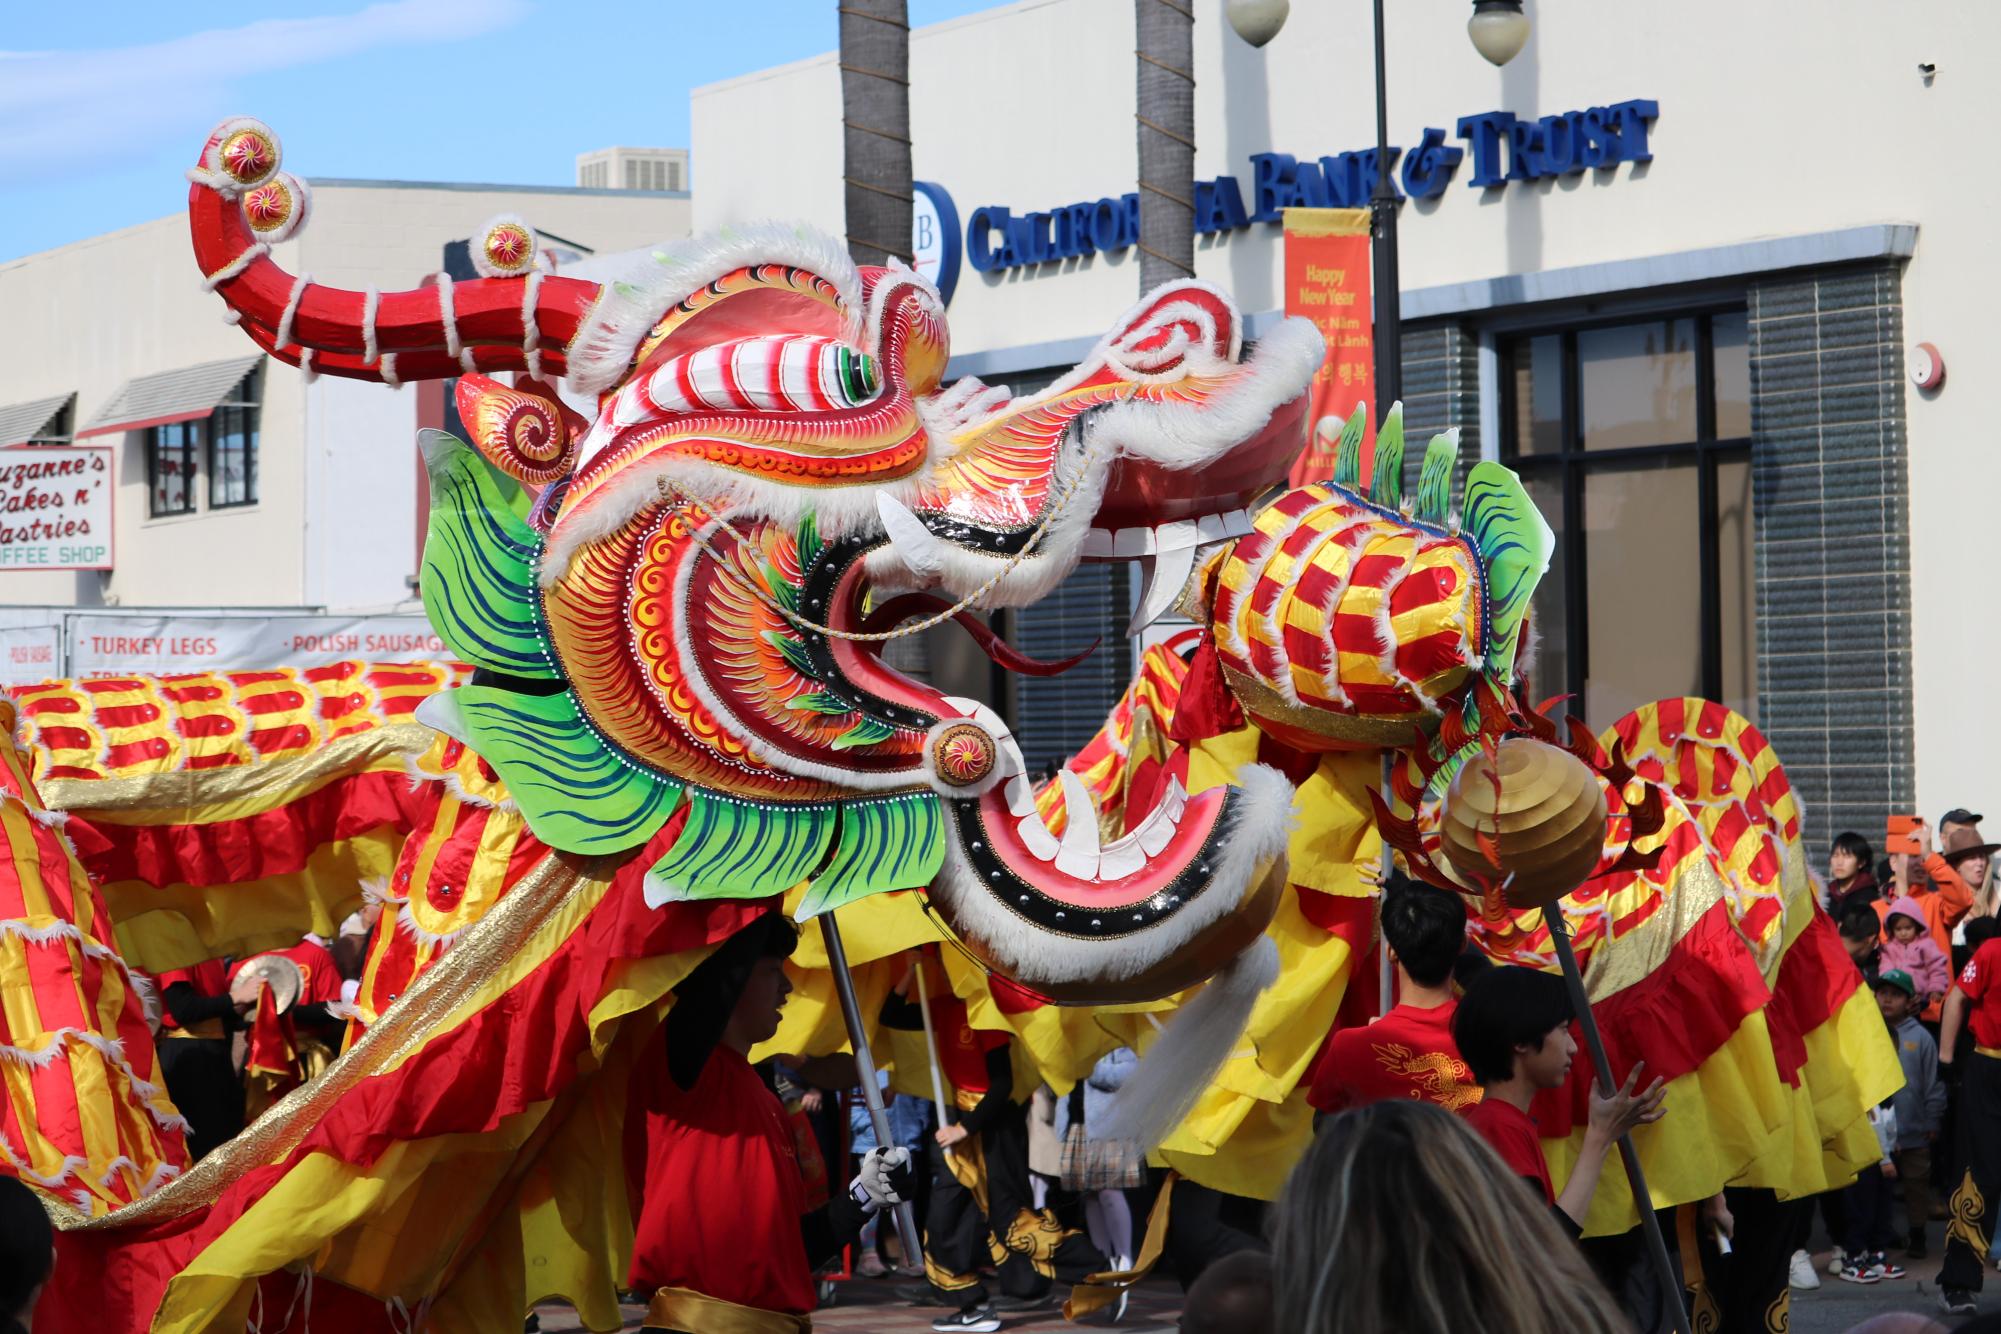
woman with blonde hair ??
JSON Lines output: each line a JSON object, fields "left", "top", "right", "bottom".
{"left": 1270, "top": 1100, "right": 1634, "bottom": 1334}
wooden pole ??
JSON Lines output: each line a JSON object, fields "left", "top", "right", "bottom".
{"left": 1541, "top": 905, "right": 1691, "bottom": 1334}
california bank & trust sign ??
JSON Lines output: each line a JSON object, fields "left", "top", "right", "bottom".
{"left": 946, "top": 98, "right": 1658, "bottom": 278}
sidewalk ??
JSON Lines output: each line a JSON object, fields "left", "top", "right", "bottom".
{"left": 534, "top": 1276, "right": 1186, "bottom": 1333}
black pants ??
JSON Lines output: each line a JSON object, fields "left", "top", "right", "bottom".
{"left": 157, "top": 1035, "right": 243, "bottom": 1160}
{"left": 1711, "top": 1187, "right": 1803, "bottom": 1334}
{"left": 922, "top": 1100, "right": 1040, "bottom": 1308}
{"left": 1843, "top": 1164, "right": 1897, "bottom": 1257}
{"left": 1941, "top": 1052, "right": 2001, "bottom": 1292}
{"left": 1132, "top": 1169, "right": 1263, "bottom": 1291}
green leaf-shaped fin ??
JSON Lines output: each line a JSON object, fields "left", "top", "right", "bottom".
{"left": 418, "top": 684, "right": 679, "bottom": 854}
{"left": 1460, "top": 460, "right": 1555, "bottom": 681}
{"left": 832, "top": 718, "right": 896, "bottom": 750}
{"left": 797, "top": 510, "right": 822, "bottom": 570}
{"left": 644, "top": 792, "right": 839, "bottom": 904}
{"left": 1328, "top": 401, "right": 1368, "bottom": 490}
{"left": 418, "top": 430, "right": 552, "bottom": 679}
{"left": 1368, "top": 400, "right": 1405, "bottom": 509}
{"left": 796, "top": 793, "right": 947, "bottom": 919}
{"left": 1413, "top": 428, "right": 1460, "bottom": 526}
{"left": 764, "top": 630, "right": 821, "bottom": 682}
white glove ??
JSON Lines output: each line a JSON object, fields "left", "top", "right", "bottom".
{"left": 847, "top": 1146, "right": 913, "bottom": 1214}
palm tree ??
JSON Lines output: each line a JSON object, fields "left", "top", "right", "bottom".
{"left": 839, "top": 0, "right": 914, "bottom": 266}
{"left": 1135, "top": 0, "right": 1196, "bottom": 291}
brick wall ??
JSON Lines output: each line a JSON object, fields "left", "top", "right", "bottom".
{"left": 1747, "top": 262, "right": 1914, "bottom": 848}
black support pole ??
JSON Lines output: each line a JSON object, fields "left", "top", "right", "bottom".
{"left": 1370, "top": 0, "right": 1401, "bottom": 412}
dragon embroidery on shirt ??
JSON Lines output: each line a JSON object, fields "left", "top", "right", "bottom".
{"left": 1373, "top": 1042, "right": 1480, "bottom": 1110}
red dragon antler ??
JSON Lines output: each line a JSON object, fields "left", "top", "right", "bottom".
{"left": 187, "top": 118, "right": 602, "bottom": 385}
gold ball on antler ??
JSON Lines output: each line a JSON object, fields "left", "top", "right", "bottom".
{"left": 1437, "top": 737, "right": 1608, "bottom": 910}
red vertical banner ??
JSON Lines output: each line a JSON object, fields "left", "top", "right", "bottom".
{"left": 1283, "top": 208, "right": 1374, "bottom": 487}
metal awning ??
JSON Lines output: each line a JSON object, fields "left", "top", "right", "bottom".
{"left": 76, "top": 355, "right": 262, "bottom": 439}
{"left": 0, "top": 392, "right": 75, "bottom": 447}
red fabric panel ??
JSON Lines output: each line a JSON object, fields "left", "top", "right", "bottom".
{"left": 67, "top": 770, "right": 435, "bottom": 890}
{"left": 1528, "top": 897, "right": 1772, "bottom": 1136}
{"left": 43, "top": 836, "right": 768, "bottom": 1331}
{"left": 1765, "top": 906, "right": 1862, "bottom": 1085}
{"left": 1165, "top": 632, "right": 1244, "bottom": 746}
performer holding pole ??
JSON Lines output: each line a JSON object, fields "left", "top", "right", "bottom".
{"left": 629, "top": 913, "right": 918, "bottom": 1333}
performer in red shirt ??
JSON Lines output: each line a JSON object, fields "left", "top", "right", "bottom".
{"left": 1935, "top": 934, "right": 2001, "bottom": 1315}
{"left": 1308, "top": 878, "right": 1479, "bottom": 1115}
{"left": 153, "top": 959, "right": 250, "bottom": 1159}
{"left": 628, "top": 914, "right": 912, "bottom": 1334}
{"left": 1452, "top": 966, "right": 1665, "bottom": 1235}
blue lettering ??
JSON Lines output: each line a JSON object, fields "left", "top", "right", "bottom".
{"left": 1456, "top": 111, "right": 1515, "bottom": 188}
{"left": 1209, "top": 177, "right": 1251, "bottom": 230}
{"left": 1579, "top": 107, "right": 1614, "bottom": 168}
{"left": 1121, "top": 193, "right": 1141, "bottom": 249}
{"left": 967, "top": 206, "right": 1008, "bottom": 272}
{"left": 1400, "top": 126, "right": 1464, "bottom": 198}
{"left": 1249, "top": 152, "right": 1295, "bottom": 223}
{"left": 1607, "top": 98, "right": 1659, "bottom": 163}
{"left": 1090, "top": 198, "right": 1124, "bottom": 252}
{"left": 1290, "top": 160, "right": 1330, "bottom": 208}
{"left": 1505, "top": 118, "right": 1540, "bottom": 180}
{"left": 1353, "top": 147, "right": 1404, "bottom": 199}
{"left": 1318, "top": 155, "right": 1361, "bottom": 207}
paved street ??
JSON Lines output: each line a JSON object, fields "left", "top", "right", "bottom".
{"left": 535, "top": 1276, "right": 1185, "bottom": 1332}
{"left": 1788, "top": 1223, "right": 1959, "bottom": 1333}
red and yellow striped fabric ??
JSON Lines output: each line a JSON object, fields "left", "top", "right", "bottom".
{"left": 1207, "top": 485, "right": 1483, "bottom": 750}
{"left": 10, "top": 662, "right": 466, "bottom": 972}
{"left": 0, "top": 698, "right": 187, "bottom": 1217}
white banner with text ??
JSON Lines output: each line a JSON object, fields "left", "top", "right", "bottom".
{"left": 64, "top": 615, "right": 449, "bottom": 677}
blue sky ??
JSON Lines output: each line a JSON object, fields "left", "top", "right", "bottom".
{"left": 0, "top": 0, "right": 1000, "bottom": 263}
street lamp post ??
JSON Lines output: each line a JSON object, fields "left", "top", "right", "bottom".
{"left": 1369, "top": 0, "right": 1401, "bottom": 411}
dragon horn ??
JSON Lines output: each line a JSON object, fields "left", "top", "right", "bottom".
{"left": 188, "top": 118, "right": 601, "bottom": 385}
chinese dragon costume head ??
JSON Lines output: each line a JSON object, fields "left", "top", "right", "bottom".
{"left": 187, "top": 117, "right": 1314, "bottom": 1018}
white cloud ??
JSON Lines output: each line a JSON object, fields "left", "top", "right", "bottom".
{"left": 0, "top": 0, "right": 530, "bottom": 184}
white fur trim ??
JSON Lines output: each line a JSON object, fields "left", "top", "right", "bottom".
{"left": 436, "top": 272, "right": 461, "bottom": 359}
{"left": 379, "top": 353, "right": 401, "bottom": 389}
{"left": 521, "top": 268, "right": 545, "bottom": 379}
{"left": 274, "top": 271, "right": 311, "bottom": 350}
{"left": 563, "top": 222, "right": 864, "bottom": 395}
{"left": 299, "top": 347, "right": 318, "bottom": 384}
{"left": 200, "top": 241, "right": 270, "bottom": 293}
{"left": 1096, "top": 934, "right": 1280, "bottom": 1149}
{"left": 188, "top": 116, "right": 282, "bottom": 197}
{"left": 362, "top": 286, "right": 381, "bottom": 365}
{"left": 927, "top": 762, "right": 1296, "bottom": 989}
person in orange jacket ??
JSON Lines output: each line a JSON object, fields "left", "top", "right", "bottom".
{"left": 1876, "top": 821, "right": 1991, "bottom": 971}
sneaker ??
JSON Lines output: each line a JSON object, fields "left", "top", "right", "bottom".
{"left": 856, "top": 1250, "right": 888, "bottom": 1278}
{"left": 992, "top": 1287, "right": 1053, "bottom": 1311}
{"left": 932, "top": 1307, "right": 1002, "bottom": 1333}
{"left": 1788, "top": 1248, "right": 1822, "bottom": 1290}
{"left": 1873, "top": 1251, "right": 1906, "bottom": 1280}
{"left": 1940, "top": 1288, "right": 1979, "bottom": 1316}
{"left": 1827, "top": 1246, "right": 1848, "bottom": 1276}
{"left": 1838, "top": 1259, "right": 1883, "bottom": 1285}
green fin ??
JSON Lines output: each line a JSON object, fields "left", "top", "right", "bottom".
{"left": 764, "top": 630, "right": 820, "bottom": 681}
{"left": 1328, "top": 401, "right": 1368, "bottom": 490}
{"left": 797, "top": 510, "right": 822, "bottom": 570}
{"left": 761, "top": 560, "right": 799, "bottom": 614}
{"left": 417, "top": 430, "right": 553, "bottom": 680}
{"left": 1413, "top": 428, "right": 1460, "bottom": 526}
{"left": 796, "top": 793, "right": 947, "bottom": 919}
{"left": 785, "top": 691, "right": 852, "bottom": 715}
{"left": 1460, "top": 461, "right": 1556, "bottom": 681}
{"left": 644, "top": 793, "right": 839, "bottom": 903}
{"left": 832, "top": 718, "right": 896, "bottom": 750}
{"left": 418, "top": 684, "right": 679, "bottom": 854}
{"left": 1368, "top": 401, "right": 1405, "bottom": 508}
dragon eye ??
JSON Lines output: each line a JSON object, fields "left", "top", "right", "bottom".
{"left": 836, "top": 347, "right": 880, "bottom": 404}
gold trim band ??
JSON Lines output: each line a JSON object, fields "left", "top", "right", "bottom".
{"left": 644, "top": 1286, "right": 811, "bottom": 1333}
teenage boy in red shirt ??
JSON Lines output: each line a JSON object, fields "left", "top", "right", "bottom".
{"left": 1934, "top": 931, "right": 2001, "bottom": 1317}
{"left": 1452, "top": 965, "right": 1666, "bottom": 1235}
{"left": 1308, "top": 878, "right": 1480, "bottom": 1115}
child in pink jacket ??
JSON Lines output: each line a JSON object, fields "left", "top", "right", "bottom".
{"left": 1879, "top": 896, "right": 1951, "bottom": 1008}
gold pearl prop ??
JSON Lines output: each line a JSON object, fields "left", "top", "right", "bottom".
{"left": 1438, "top": 737, "right": 1608, "bottom": 909}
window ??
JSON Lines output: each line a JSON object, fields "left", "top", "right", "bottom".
{"left": 1501, "top": 310, "right": 1755, "bottom": 723}
{"left": 208, "top": 366, "right": 260, "bottom": 508}
{"left": 149, "top": 420, "right": 200, "bottom": 517}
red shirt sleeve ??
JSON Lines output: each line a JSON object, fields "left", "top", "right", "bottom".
{"left": 1306, "top": 1030, "right": 1360, "bottom": 1113}
{"left": 1960, "top": 940, "right": 2001, "bottom": 1000}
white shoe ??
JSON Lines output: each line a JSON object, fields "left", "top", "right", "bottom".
{"left": 1789, "top": 1248, "right": 1823, "bottom": 1290}
{"left": 1826, "top": 1246, "right": 1847, "bottom": 1277}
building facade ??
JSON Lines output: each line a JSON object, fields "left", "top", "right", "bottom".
{"left": 691, "top": 0, "right": 1998, "bottom": 841}
{"left": 0, "top": 176, "right": 690, "bottom": 678}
